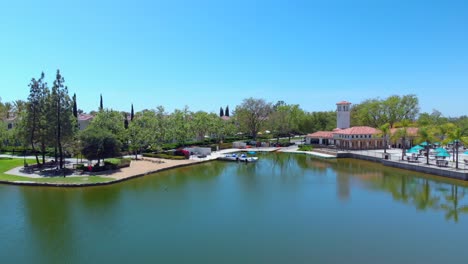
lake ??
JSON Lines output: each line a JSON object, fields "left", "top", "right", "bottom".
{"left": 1, "top": 153, "right": 468, "bottom": 263}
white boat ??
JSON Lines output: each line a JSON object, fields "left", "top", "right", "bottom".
{"left": 238, "top": 154, "right": 258, "bottom": 163}
{"left": 219, "top": 154, "right": 239, "bottom": 161}
{"left": 218, "top": 153, "right": 258, "bottom": 162}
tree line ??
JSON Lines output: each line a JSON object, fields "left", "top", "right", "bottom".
{"left": 1, "top": 71, "right": 468, "bottom": 167}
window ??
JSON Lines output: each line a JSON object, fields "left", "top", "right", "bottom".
{"left": 7, "top": 123, "right": 12, "bottom": 129}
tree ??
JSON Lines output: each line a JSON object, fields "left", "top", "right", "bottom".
{"left": 391, "top": 119, "right": 411, "bottom": 160}
{"left": 22, "top": 72, "right": 49, "bottom": 165}
{"left": 131, "top": 104, "right": 134, "bottom": 121}
{"left": 417, "top": 127, "right": 435, "bottom": 165}
{"left": 383, "top": 95, "right": 419, "bottom": 128}
{"left": 378, "top": 123, "right": 390, "bottom": 153}
{"left": 299, "top": 111, "right": 336, "bottom": 133}
{"left": 269, "top": 103, "right": 304, "bottom": 142}
{"left": 168, "top": 106, "right": 193, "bottom": 146}
{"left": 235, "top": 98, "right": 272, "bottom": 140}
{"left": 99, "top": 94, "right": 103, "bottom": 111}
{"left": 352, "top": 95, "right": 419, "bottom": 128}
{"left": 81, "top": 127, "right": 121, "bottom": 165}
{"left": 124, "top": 113, "right": 129, "bottom": 129}
{"left": 444, "top": 127, "right": 468, "bottom": 169}
{"left": 225, "top": 105, "right": 230, "bottom": 117}
{"left": 219, "top": 107, "right": 224, "bottom": 117}
{"left": 87, "top": 110, "right": 126, "bottom": 144}
{"left": 72, "top": 93, "right": 78, "bottom": 118}
{"left": 193, "top": 111, "right": 213, "bottom": 141}
{"left": 50, "top": 70, "right": 76, "bottom": 169}
{"left": 126, "top": 110, "right": 158, "bottom": 159}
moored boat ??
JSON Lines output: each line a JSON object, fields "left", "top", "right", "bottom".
{"left": 238, "top": 154, "right": 258, "bottom": 162}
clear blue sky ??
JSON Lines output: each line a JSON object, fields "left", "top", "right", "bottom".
{"left": 1, "top": 0, "right": 467, "bottom": 116}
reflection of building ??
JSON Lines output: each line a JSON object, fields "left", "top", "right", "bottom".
{"left": 78, "top": 114, "right": 94, "bottom": 131}
{"left": 306, "top": 101, "right": 383, "bottom": 149}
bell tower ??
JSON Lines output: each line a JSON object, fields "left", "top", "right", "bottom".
{"left": 336, "top": 101, "right": 351, "bottom": 129}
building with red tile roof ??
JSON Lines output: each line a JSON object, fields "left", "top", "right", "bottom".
{"left": 305, "top": 102, "right": 385, "bottom": 149}
{"left": 78, "top": 114, "right": 94, "bottom": 130}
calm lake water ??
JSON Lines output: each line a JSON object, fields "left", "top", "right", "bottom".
{"left": 1, "top": 153, "right": 468, "bottom": 263}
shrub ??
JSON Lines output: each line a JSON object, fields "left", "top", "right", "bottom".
{"left": 298, "top": 145, "right": 313, "bottom": 151}
{"left": 143, "top": 153, "right": 186, "bottom": 160}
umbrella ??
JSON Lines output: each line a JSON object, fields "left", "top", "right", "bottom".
{"left": 419, "top": 142, "right": 429, "bottom": 146}
{"left": 433, "top": 142, "right": 441, "bottom": 146}
{"left": 464, "top": 151, "right": 468, "bottom": 155}
{"left": 412, "top": 145, "right": 424, "bottom": 151}
{"left": 436, "top": 149, "right": 450, "bottom": 157}
{"left": 407, "top": 148, "right": 419, "bottom": 154}
{"left": 434, "top": 147, "right": 446, "bottom": 153}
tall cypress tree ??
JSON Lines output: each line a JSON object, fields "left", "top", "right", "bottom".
{"left": 124, "top": 113, "right": 129, "bottom": 129}
{"left": 219, "top": 107, "right": 224, "bottom": 117}
{"left": 99, "top": 94, "right": 103, "bottom": 111}
{"left": 72, "top": 93, "right": 78, "bottom": 118}
{"left": 131, "top": 104, "right": 134, "bottom": 121}
{"left": 225, "top": 105, "right": 230, "bottom": 117}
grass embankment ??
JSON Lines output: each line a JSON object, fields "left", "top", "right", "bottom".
{"left": 0, "top": 158, "right": 113, "bottom": 184}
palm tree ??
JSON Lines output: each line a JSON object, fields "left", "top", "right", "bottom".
{"left": 444, "top": 127, "right": 468, "bottom": 169}
{"left": 418, "top": 127, "right": 435, "bottom": 165}
{"left": 392, "top": 120, "right": 411, "bottom": 160}
{"left": 378, "top": 123, "right": 391, "bottom": 154}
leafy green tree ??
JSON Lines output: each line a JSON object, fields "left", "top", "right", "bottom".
{"left": 126, "top": 110, "right": 158, "bottom": 159}
{"left": 269, "top": 103, "right": 304, "bottom": 142}
{"left": 352, "top": 95, "right": 419, "bottom": 128}
{"left": 235, "top": 98, "right": 272, "bottom": 140}
{"left": 417, "top": 110, "right": 448, "bottom": 127}
{"left": 299, "top": 111, "right": 336, "bottom": 133}
{"left": 168, "top": 106, "right": 193, "bottom": 146}
{"left": 80, "top": 127, "right": 121, "bottom": 165}
{"left": 154, "top": 106, "right": 169, "bottom": 146}
{"left": 88, "top": 110, "right": 126, "bottom": 144}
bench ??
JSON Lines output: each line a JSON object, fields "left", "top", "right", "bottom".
{"left": 436, "top": 159, "right": 449, "bottom": 167}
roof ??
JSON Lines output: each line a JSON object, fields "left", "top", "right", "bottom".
{"left": 333, "top": 126, "right": 380, "bottom": 135}
{"left": 221, "top": 116, "right": 231, "bottom": 121}
{"left": 390, "top": 127, "right": 419, "bottom": 137}
{"left": 336, "top": 101, "right": 352, "bottom": 105}
{"left": 78, "top": 114, "right": 94, "bottom": 121}
{"left": 307, "top": 131, "right": 334, "bottom": 139}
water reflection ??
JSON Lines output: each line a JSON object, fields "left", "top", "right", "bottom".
{"left": 343, "top": 159, "right": 468, "bottom": 223}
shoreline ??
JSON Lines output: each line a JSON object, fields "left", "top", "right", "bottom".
{"left": 2, "top": 147, "right": 467, "bottom": 188}
{"left": 0, "top": 148, "right": 277, "bottom": 188}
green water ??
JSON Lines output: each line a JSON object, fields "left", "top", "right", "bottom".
{"left": 1, "top": 153, "right": 468, "bottom": 263}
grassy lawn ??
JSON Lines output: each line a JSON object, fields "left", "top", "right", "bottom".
{"left": 0, "top": 157, "right": 113, "bottom": 184}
